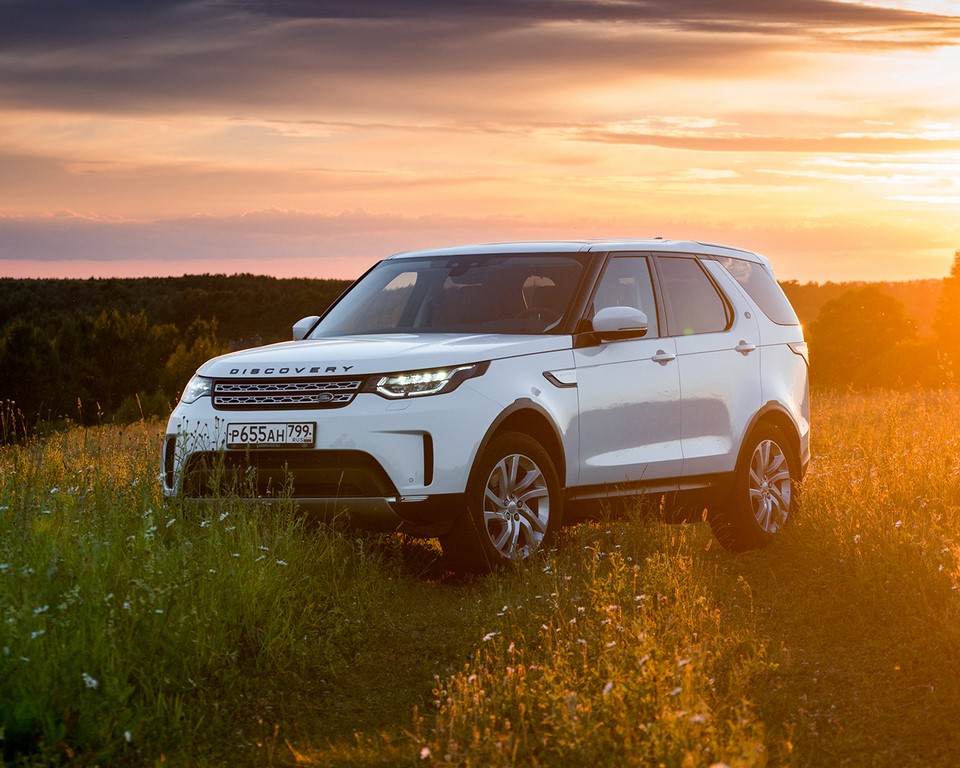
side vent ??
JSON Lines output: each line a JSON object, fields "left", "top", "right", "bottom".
{"left": 423, "top": 433, "right": 434, "bottom": 486}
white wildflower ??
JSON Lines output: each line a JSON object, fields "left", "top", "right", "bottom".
{"left": 603, "top": 681, "right": 614, "bottom": 696}
{"left": 33, "top": 605, "right": 49, "bottom": 616}
{"left": 82, "top": 672, "right": 98, "bottom": 689}
{"left": 482, "top": 632, "right": 499, "bottom": 642}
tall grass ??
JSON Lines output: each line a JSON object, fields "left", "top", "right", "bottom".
{"left": 2, "top": 391, "right": 960, "bottom": 766}
{"left": 0, "top": 422, "right": 390, "bottom": 764}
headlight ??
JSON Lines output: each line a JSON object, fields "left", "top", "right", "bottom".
{"left": 373, "top": 362, "right": 488, "bottom": 399}
{"left": 180, "top": 375, "right": 213, "bottom": 404}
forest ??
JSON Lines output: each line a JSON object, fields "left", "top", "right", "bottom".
{"left": 1, "top": 253, "right": 959, "bottom": 437}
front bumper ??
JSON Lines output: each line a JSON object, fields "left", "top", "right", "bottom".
{"left": 161, "top": 383, "right": 504, "bottom": 532}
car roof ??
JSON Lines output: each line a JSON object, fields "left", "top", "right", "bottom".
{"left": 388, "top": 239, "right": 770, "bottom": 266}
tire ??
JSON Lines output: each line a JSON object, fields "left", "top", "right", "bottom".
{"left": 440, "top": 432, "right": 562, "bottom": 573}
{"left": 709, "top": 424, "right": 799, "bottom": 552}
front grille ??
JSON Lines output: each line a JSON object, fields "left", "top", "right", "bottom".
{"left": 212, "top": 378, "right": 364, "bottom": 410}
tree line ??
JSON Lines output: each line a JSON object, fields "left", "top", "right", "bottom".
{"left": 0, "top": 274, "right": 349, "bottom": 436}
{"left": 789, "top": 251, "right": 960, "bottom": 390}
{"left": 1, "top": 255, "right": 959, "bottom": 438}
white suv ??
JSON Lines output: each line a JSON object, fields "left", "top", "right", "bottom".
{"left": 162, "top": 240, "right": 810, "bottom": 571}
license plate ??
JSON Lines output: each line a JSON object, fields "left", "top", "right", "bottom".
{"left": 226, "top": 422, "right": 315, "bottom": 448}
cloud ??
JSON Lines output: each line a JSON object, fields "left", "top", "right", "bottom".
{"left": 1, "top": 0, "right": 958, "bottom": 118}
{"left": 0, "top": 207, "right": 955, "bottom": 282}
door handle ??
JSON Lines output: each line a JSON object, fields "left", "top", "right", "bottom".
{"left": 735, "top": 341, "right": 756, "bottom": 355}
{"left": 652, "top": 350, "right": 676, "bottom": 365}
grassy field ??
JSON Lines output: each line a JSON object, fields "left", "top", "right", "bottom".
{"left": 2, "top": 391, "right": 960, "bottom": 766}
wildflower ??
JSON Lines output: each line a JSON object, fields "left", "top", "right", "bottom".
{"left": 200, "top": 520, "right": 211, "bottom": 528}
{"left": 606, "top": 641, "right": 617, "bottom": 648}
{"left": 276, "top": 559, "right": 287, "bottom": 566}
{"left": 420, "top": 746, "right": 431, "bottom": 759}
{"left": 124, "top": 731, "right": 132, "bottom": 743}
{"left": 82, "top": 672, "right": 98, "bottom": 689}
{"left": 30, "top": 629, "right": 45, "bottom": 640}
{"left": 33, "top": 605, "right": 49, "bottom": 616}
{"left": 603, "top": 681, "right": 614, "bottom": 696}
{"left": 255, "top": 555, "right": 266, "bottom": 563}
{"left": 166, "top": 518, "right": 176, "bottom": 528}
{"left": 668, "top": 686, "right": 682, "bottom": 696}
{"left": 219, "top": 511, "right": 230, "bottom": 521}
{"left": 482, "top": 632, "right": 499, "bottom": 642}
{"left": 895, "top": 520, "right": 903, "bottom": 529}
{"left": 122, "top": 601, "right": 131, "bottom": 610}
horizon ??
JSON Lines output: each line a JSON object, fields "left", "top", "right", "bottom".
{"left": 2, "top": 0, "right": 959, "bottom": 284}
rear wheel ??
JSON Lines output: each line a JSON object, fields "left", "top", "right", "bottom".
{"left": 440, "top": 432, "right": 562, "bottom": 573}
{"left": 709, "top": 424, "right": 798, "bottom": 552}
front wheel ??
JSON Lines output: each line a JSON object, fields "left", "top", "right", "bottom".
{"left": 709, "top": 424, "right": 799, "bottom": 552}
{"left": 440, "top": 432, "right": 562, "bottom": 573}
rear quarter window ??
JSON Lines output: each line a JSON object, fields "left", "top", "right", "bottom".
{"left": 715, "top": 256, "right": 799, "bottom": 326}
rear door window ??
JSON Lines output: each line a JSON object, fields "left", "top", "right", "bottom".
{"left": 657, "top": 256, "right": 731, "bottom": 336}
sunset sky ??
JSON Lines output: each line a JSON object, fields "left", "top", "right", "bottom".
{"left": 1, "top": 0, "right": 959, "bottom": 283}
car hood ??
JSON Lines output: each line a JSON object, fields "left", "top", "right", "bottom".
{"left": 198, "top": 334, "right": 572, "bottom": 377}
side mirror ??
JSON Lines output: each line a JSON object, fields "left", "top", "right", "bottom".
{"left": 292, "top": 315, "right": 320, "bottom": 341}
{"left": 591, "top": 306, "right": 648, "bottom": 341}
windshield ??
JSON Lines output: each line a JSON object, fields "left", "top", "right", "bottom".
{"left": 311, "top": 253, "right": 587, "bottom": 337}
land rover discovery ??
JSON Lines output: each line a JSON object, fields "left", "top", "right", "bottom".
{"left": 162, "top": 240, "right": 810, "bottom": 571}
